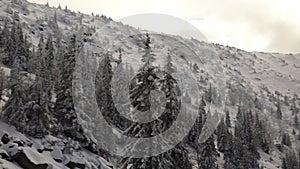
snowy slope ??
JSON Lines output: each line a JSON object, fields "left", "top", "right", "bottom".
{"left": 0, "top": 0, "right": 299, "bottom": 169}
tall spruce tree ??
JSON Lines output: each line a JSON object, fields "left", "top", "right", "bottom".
{"left": 187, "top": 97, "right": 205, "bottom": 147}
{"left": 141, "top": 33, "right": 155, "bottom": 70}
{"left": 282, "top": 151, "right": 299, "bottom": 169}
{"left": 276, "top": 95, "right": 283, "bottom": 120}
{"left": 54, "top": 35, "right": 86, "bottom": 142}
{"left": 1, "top": 59, "right": 27, "bottom": 133}
{"left": 225, "top": 109, "right": 231, "bottom": 127}
{"left": 198, "top": 134, "right": 219, "bottom": 169}
{"left": 253, "top": 112, "right": 270, "bottom": 153}
{"left": 234, "top": 109, "right": 260, "bottom": 169}
{"left": 118, "top": 36, "right": 192, "bottom": 168}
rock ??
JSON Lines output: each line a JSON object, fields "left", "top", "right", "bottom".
{"left": 98, "top": 157, "right": 113, "bottom": 169}
{"left": 65, "top": 161, "right": 85, "bottom": 169}
{"left": 13, "top": 138, "right": 25, "bottom": 147}
{"left": 1, "top": 133, "right": 10, "bottom": 144}
{"left": 65, "top": 154, "right": 85, "bottom": 169}
{"left": 32, "top": 140, "right": 44, "bottom": 153}
{"left": 51, "top": 146, "right": 63, "bottom": 163}
{"left": 14, "top": 148, "right": 49, "bottom": 169}
{"left": 0, "top": 149, "right": 9, "bottom": 160}
{"left": 2, "top": 142, "right": 19, "bottom": 156}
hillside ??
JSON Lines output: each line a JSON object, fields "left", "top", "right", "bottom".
{"left": 0, "top": 0, "right": 299, "bottom": 169}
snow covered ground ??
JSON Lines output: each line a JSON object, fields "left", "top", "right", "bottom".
{"left": 0, "top": 0, "right": 299, "bottom": 168}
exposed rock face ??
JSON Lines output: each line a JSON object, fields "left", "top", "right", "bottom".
{"left": 1, "top": 133, "right": 9, "bottom": 144}
{"left": 65, "top": 161, "right": 85, "bottom": 169}
{"left": 0, "top": 148, "right": 9, "bottom": 159}
{"left": 14, "top": 150, "right": 49, "bottom": 169}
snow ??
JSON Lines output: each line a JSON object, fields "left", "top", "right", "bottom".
{"left": 0, "top": 122, "right": 31, "bottom": 144}
{"left": 0, "top": 159, "right": 22, "bottom": 169}
{"left": 50, "top": 146, "right": 64, "bottom": 162}
{"left": 98, "top": 156, "right": 114, "bottom": 168}
{"left": 21, "top": 147, "right": 49, "bottom": 165}
{"left": 0, "top": 0, "right": 299, "bottom": 168}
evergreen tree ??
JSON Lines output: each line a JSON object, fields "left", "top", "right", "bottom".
{"left": 22, "top": 81, "right": 57, "bottom": 137}
{"left": 234, "top": 109, "right": 260, "bottom": 169}
{"left": 118, "top": 37, "right": 191, "bottom": 168}
{"left": 282, "top": 157, "right": 288, "bottom": 169}
{"left": 1, "top": 21, "right": 30, "bottom": 68}
{"left": 1, "top": 58, "right": 27, "bottom": 133}
{"left": 187, "top": 97, "right": 205, "bottom": 146}
{"left": 205, "top": 83, "right": 213, "bottom": 103}
{"left": 0, "top": 69, "right": 5, "bottom": 100}
{"left": 282, "top": 133, "right": 292, "bottom": 147}
{"left": 95, "top": 53, "right": 114, "bottom": 123}
{"left": 216, "top": 118, "right": 232, "bottom": 153}
{"left": 198, "top": 134, "right": 219, "bottom": 169}
{"left": 164, "top": 49, "right": 175, "bottom": 74}
{"left": 54, "top": 35, "right": 86, "bottom": 142}
{"left": 294, "top": 114, "right": 299, "bottom": 129}
{"left": 225, "top": 109, "right": 231, "bottom": 127}
{"left": 253, "top": 112, "right": 270, "bottom": 153}
{"left": 276, "top": 96, "right": 282, "bottom": 120}
{"left": 141, "top": 33, "right": 155, "bottom": 70}
{"left": 43, "top": 34, "right": 55, "bottom": 98}
{"left": 282, "top": 151, "right": 299, "bottom": 169}
{"left": 291, "top": 94, "right": 299, "bottom": 115}
{"left": 216, "top": 115, "right": 238, "bottom": 169}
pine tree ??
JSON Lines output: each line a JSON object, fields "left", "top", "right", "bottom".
{"left": 1, "top": 58, "right": 27, "bottom": 133}
{"left": 23, "top": 34, "right": 57, "bottom": 137}
{"left": 0, "top": 25, "right": 3, "bottom": 48}
{"left": 0, "top": 21, "right": 10, "bottom": 49}
{"left": 198, "top": 135, "right": 219, "bottom": 169}
{"left": 291, "top": 94, "right": 299, "bottom": 115}
{"left": 294, "top": 114, "right": 299, "bottom": 129}
{"left": 95, "top": 53, "right": 114, "bottom": 123}
{"left": 223, "top": 134, "right": 238, "bottom": 169}
{"left": 276, "top": 95, "right": 282, "bottom": 120}
{"left": 225, "top": 109, "right": 231, "bottom": 127}
{"left": 54, "top": 35, "right": 86, "bottom": 143}
{"left": 187, "top": 97, "right": 205, "bottom": 146}
{"left": 234, "top": 109, "right": 260, "bottom": 169}
{"left": 0, "top": 69, "right": 5, "bottom": 100}
{"left": 164, "top": 49, "right": 175, "bottom": 74}
{"left": 253, "top": 112, "right": 270, "bottom": 153}
{"left": 282, "top": 157, "right": 288, "bottom": 169}
{"left": 282, "top": 151, "right": 299, "bottom": 169}
{"left": 282, "top": 133, "right": 292, "bottom": 147}
{"left": 205, "top": 83, "right": 213, "bottom": 103}
{"left": 141, "top": 33, "right": 155, "bottom": 70}
{"left": 22, "top": 80, "right": 57, "bottom": 137}
{"left": 118, "top": 38, "right": 191, "bottom": 168}
{"left": 216, "top": 115, "right": 238, "bottom": 169}
{"left": 43, "top": 34, "right": 55, "bottom": 98}
{"left": 216, "top": 118, "right": 232, "bottom": 153}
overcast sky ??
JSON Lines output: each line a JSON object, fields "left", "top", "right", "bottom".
{"left": 28, "top": 0, "right": 300, "bottom": 53}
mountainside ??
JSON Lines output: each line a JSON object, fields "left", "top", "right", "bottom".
{"left": 0, "top": 0, "right": 299, "bottom": 169}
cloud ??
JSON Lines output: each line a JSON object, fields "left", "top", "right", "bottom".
{"left": 28, "top": 0, "right": 300, "bottom": 53}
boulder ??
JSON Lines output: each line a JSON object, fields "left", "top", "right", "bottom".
{"left": 14, "top": 148, "right": 49, "bottom": 169}
{"left": 0, "top": 149, "right": 9, "bottom": 159}
{"left": 65, "top": 154, "right": 85, "bottom": 169}
{"left": 1, "top": 133, "right": 10, "bottom": 144}
{"left": 51, "top": 146, "right": 63, "bottom": 163}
